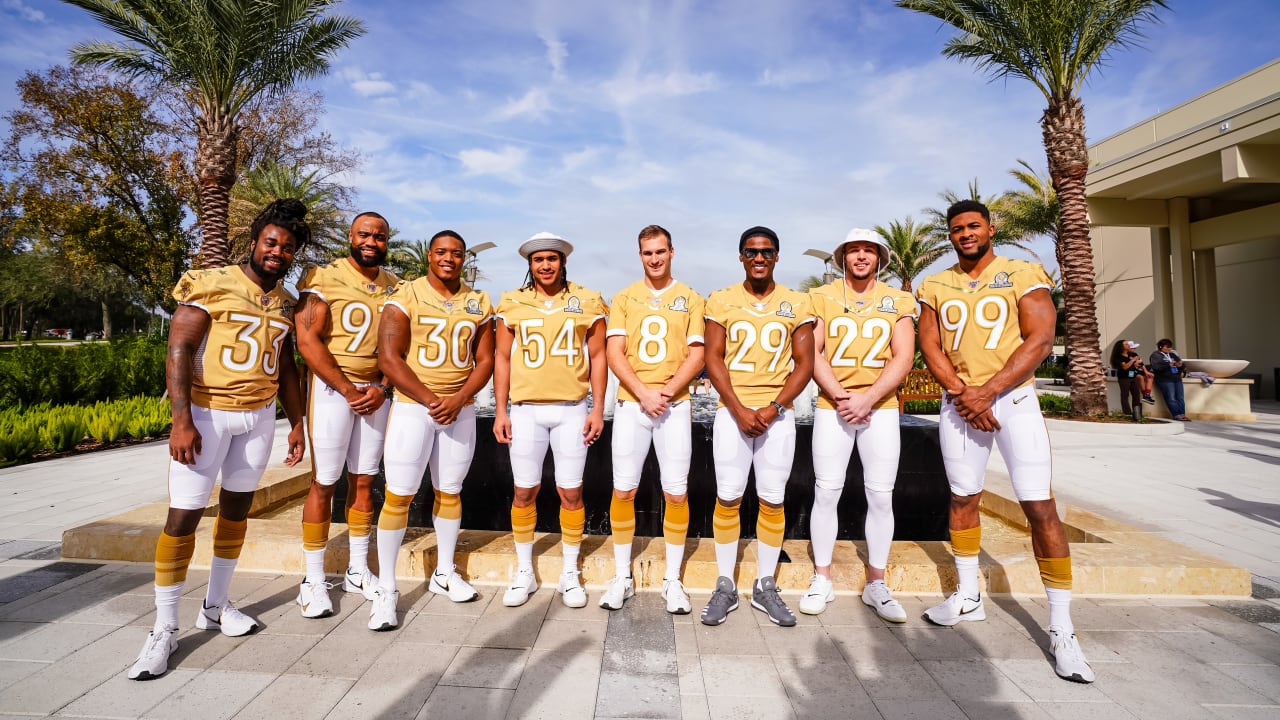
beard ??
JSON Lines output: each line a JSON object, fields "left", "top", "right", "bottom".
{"left": 957, "top": 239, "right": 991, "bottom": 261}
{"left": 352, "top": 247, "right": 387, "bottom": 268}
{"left": 249, "top": 254, "right": 287, "bottom": 284}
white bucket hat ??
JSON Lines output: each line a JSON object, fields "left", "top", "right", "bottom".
{"left": 834, "top": 228, "right": 891, "bottom": 273}
{"left": 518, "top": 232, "right": 574, "bottom": 259}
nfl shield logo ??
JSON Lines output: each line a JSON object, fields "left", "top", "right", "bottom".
{"left": 260, "top": 295, "right": 273, "bottom": 307}
{"left": 543, "top": 300, "right": 555, "bottom": 309}
{"left": 366, "top": 283, "right": 377, "bottom": 292}
{"left": 444, "top": 301, "right": 454, "bottom": 311}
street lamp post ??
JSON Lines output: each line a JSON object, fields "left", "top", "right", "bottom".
{"left": 462, "top": 241, "right": 497, "bottom": 285}
{"left": 803, "top": 248, "right": 840, "bottom": 285}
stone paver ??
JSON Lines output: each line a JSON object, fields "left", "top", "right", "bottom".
{"left": 0, "top": 411, "right": 1277, "bottom": 717}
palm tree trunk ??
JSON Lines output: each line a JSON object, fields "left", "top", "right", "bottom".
{"left": 101, "top": 299, "right": 112, "bottom": 340}
{"left": 1042, "top": 97, "right": 1106, "bottom": 415}
{"left": 194, "top": 111, "right": 238, "bottom": 269}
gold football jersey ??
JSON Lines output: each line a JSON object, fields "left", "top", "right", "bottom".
{"left": 915, "top": 256, "right": 1053, "bottom": 387}
{"left": 296, "top": 259, "right": 400, "bottom": 383}
{"left": 705, "top": 283, "right": 814, "bottom": 408}
{"left": 607, "top": 279, "right": 706, "bottom": 403}
{"left": 809, "top": 280, "right": 918, "bottom": 410}
{"left": 172, "top": 267, "right": 295, "bottom": 411}
{"left": 383, "top": 278, "right": 493, "bottom": 403}
{"left": 496, "top": 282, "right": 608, "bottom": 404}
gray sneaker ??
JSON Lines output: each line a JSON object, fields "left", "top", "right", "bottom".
{"left": 750, "top": 577, "right": 797, "bottom": 627}
{"left": 699, "top": 576, "right": 739, "bottom": 626}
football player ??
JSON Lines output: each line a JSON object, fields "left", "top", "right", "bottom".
{"left": 372, "top": 230, "right": 495, "bottom": 630}
{"left": 601, "top": 225, "right": 705, "bottom": 614}
{"left": 293, "top": 212, "right": 399, "bottom": 619}
{"left": 801, "top": 228, "right": 916, "bottom": 621}
{"left": 701, "top": 226, "right": 814, "bottom": 627}
{"left": 128, "top": 199, "right": 308, "bottom": 680}
{"left": 916, "top": 200, "right": 1093, "bottom": 683}
{"left": 494, "top": 233, "right": 608, "bottom": 609}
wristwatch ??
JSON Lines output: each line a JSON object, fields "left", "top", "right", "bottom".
{"left": 769, "top": 401, "right": 785, "bottom": 415}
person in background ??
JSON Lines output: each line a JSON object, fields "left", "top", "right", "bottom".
{"left": 1149, "top": 339, "right": 1188, "bottom": 421}
{"left": 1110, "top": 340, "right": 1143, "bottom": 421}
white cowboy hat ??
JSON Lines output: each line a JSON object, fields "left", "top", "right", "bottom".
{"left": 518, "top": 232, "right": 574, "bottom": 259}
{"left": 833, "top": 227, "right": 891, "bottom": 273}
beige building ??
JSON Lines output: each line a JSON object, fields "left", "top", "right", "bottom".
{"left": 1087, "top": 58, "right": 1280, "bottom": 400}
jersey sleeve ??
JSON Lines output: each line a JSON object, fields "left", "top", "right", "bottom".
{"left": 588, "top": 291, "right": 608, "bottom": 322}
{"left": 382, "top": 279, "right": 413, "bottom": 317}
{"left": 794, "top": 294, "right": 816, "bottom": 326}
{"left": 1016, "top": 262, "right": 1054, "bottom": 298}
{"left": 495, "top": 292, "right": 516, "bottom": 326}
{"left": 915, "top": 279, "right": 936, "bottom": 310}
{"left": 477, "top": 291, "right": 496, "bottom": 325}
{"left": 606, "top": 289, "right": 628, "bottom": 337}
{"left": 296, "top": 264, "right": 325, "bottom": 300}
{"left": 897, "top": 290, "right": 920, "bottom": 320}
{"left": 172, "top": 271, "right": 210, "bottom": 312}
{"left": 687, "top": 292, "right": 706, "bottom": 344}
{"left": 704, "top": 291, "right": 727, "bottom": 327}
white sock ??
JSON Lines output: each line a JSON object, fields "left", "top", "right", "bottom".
{"left": 613, "top": 541, "right": 632, "bottom": 579}
{"left": 956, "top": 555, "right": 980, "bottom": 599}
{"left": 433, "top": 515, "right": 461, "bottom": 573}
{"left": 204, "top": 556, "right": 237, "bottom": 609}
{"left": 376, "top": 526, "right": 407, "bottom": 593}
{"left": 154, "top": 583, "right": 183, "bottom": 631}
{"left": 348, "top": 532, "right": 370, "bottom": 573}
{"left": 756, "top": 541, "right": 781, "bottom": 580}
{"left": 714, "top": 541, "right": 737, "bottom": 582}
{"left": 304, "top": 549, "right": 326, "bottom": 585}
{"left": 664, "top": 542, "right": 683, "bottom": 581}
{"left": 562, "top": 542, "right": 580, "bottom": 574}
{"left": 1045, "top": 586, "right": 1073, "bottom": 634}
{"left": 515, "top": 541, "right": 534, "bottom": 571}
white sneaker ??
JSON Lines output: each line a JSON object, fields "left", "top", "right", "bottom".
{"left": 127, "top": 626, "right": 178, "bottom": 680}
{"left": 798, "top": 574, "right": 835, "bottom": 615}
{"left": 343, "top": 567, "right": 379, "bottom": 601}
{"left": 368, "top": 588, "right": 399, "bottom": 631}
{"left": 861, "top": 580, "right": 907, "bottom": 623}
{"left": 297, "top": 580, "right": 334, "bottom": 619}
{"left": 923, "top": 592, "right": 985, "bottom": 627}
{"left": 558, "top": 570, "right": 588, "bottom": 608}
{"left": 1049, "top": 626, "right": 1095, "bottom": 683}
{"left": 429, "top": 565, "right": 479, "bottom": 603}
{"left": 195, "top": 600, "right": 260, "bottom": 637}
{"left": 503, "top": 567, "right": 538, "bottom": 607}
{"left": 662, "top": 579, "right": 692, "bottom": 615}
{"left": 599, "top": 576, "right": 634, "bottom": 610}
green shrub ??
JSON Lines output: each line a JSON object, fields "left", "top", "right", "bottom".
{"left": 38, "top": 406, "right": 87, "bottom": 452}
{"left": 0, "top": 336, "right": 166, "bottom": 408}
{"left": 1038, "top": 393, "right": 1071, "bottom": 414}
{"left": 903, "top": 399, "right": 941, "bottom": 414}
{"left": 123, "top": 396, "right": 171, "bottom": 438}
{"left": 0, "top": 409, "right": 42, "bottom": 466}
{"left": 86, "top": 401, "right": 127, "bottom": 443}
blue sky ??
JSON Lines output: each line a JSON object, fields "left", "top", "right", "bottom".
{"left": 2, "top": 0, "right": 1279, "bottom": 298}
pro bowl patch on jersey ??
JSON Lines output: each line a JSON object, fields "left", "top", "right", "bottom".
{"left": 386, "top": 285, "right": 395, "bottom": 294}
{"left": 776, "top": 301, "right": 796, "bottom": 318}
{"left": 466, "top": 298, "right": 482, "bottom": 315}
{"left": 989, "top": 272, "right": 1013, "bottom": 289}
{"left": 670, "top": 296, "right": 689, "bottom": 312}
{"left": 565, "top": 296, "right": 582, "bottom": 313}
{"left": 877, "top": 296, "right": 898, "bottom": 314}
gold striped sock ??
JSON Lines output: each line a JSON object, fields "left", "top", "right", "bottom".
{"left": 712, "top": 499, "right": 740, "bottom": 546}
{"left": 378, "top": 491, "right": 413, "bottom": 532}
{"left": 950, "top": 525, "right": 982, "bottom": 557}
{"left": 1036, "top": 555, "right": 1073, "bottom": 590}
{"left": 346, "top": 507, "right": 374, "bottom": 538}
{"left": 211, "top": 516, "right": 248, "bottom": 560}
{"left": 302, "top": 521, "right": 329, "bottom": 552}
{"left": 663, "top": 498, "right": 689, "bottom": 547}
{"left": 433, "top": 490, "right": 462, "bottom": 521}
{"left": 560, "top": 506, "right": 585, "bottom": 547}
{"left": 756, "top": 504, "right": 785, "bottom": 549}
{"left": 154, "top": 532, "right": 196, "bottom": 586}
{"left": 511, "top": 504, "right": 537, "bottom": 544}
{"left": 610, "top": 495, "right": 636, "bottom": 546}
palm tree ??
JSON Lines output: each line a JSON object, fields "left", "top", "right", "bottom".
{"left": 896, "top": 0, "right": 1167, "bottom": 415}
{"left": 62, "top": 0, "right": 364, "bottom": 269}
{"left": 387, "top": 238, "right": 431, "bottom": 281}
{"left": 874, "top": 217, "right": 949, "bottom": 295}
{"left": 1000, "top": 159, "right": 1059, "bottom": 247}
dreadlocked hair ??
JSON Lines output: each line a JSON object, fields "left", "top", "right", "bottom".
{"left": 250, "top": 199, "right": 312, "bottom": 251}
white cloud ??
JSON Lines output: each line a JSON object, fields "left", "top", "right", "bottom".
{"left": 590, "top": 161, "right": 671, "bottom": 192}
{"left": 602, "top": 71, "right": 717, "bottom": 106}
{"left": 2, "top": 0, "right": 45, "bottom": 22}
{"left": 341, "top": 67, "right": 395, "bottom": 97}
{"left": 757, "top": 62, "right": 832, "bottom": 88}
{"left": 541, "top": 34, "right": 568, "bottom": 78}
{"left": 493, "top": 87, "right": 551, "bottom": 121}
{"left": 561, "top": 147, "right": 602, "bottom": 172}
{"left": 458, "top": 145, "right": 529, "bottom": 179}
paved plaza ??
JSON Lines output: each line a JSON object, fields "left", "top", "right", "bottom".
{"left": 0, "top": 405, "right": 1278, "bottom": 719}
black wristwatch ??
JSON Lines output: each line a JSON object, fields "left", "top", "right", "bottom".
{"left": 769, "top": 401, "right": 785, "bottom": 415}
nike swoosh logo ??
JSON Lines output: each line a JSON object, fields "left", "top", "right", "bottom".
{"left": 880, "top": 600, "right": 892, "bottom": 606}
{"left": 1013, "top": 395, "right": 1027, "bottom": 404}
